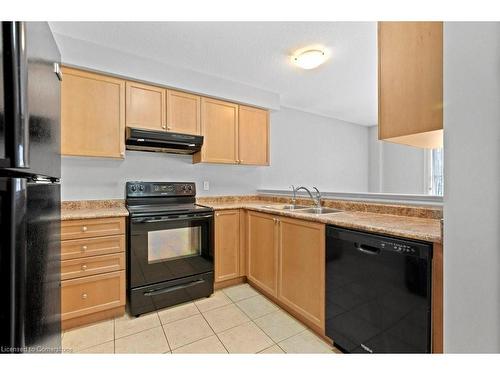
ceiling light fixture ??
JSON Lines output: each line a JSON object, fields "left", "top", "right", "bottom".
{"left": 291, "top": 49, "right": 327, "bottom": 70}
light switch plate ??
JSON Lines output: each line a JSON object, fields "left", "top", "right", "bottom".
{"left": 203, "top": 181, "right": 210, "bottom": 191}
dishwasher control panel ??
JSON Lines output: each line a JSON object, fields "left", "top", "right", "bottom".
{"left": 380, "top": 241, "right": 417, "bottom": 254}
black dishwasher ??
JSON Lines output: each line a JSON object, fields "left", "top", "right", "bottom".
{"left": 325, "top": 226, "right": 432, "bottom": 353}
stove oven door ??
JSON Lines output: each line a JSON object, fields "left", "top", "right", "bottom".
{"left": 129, "top": 213, "right": 214, "bottom": 289}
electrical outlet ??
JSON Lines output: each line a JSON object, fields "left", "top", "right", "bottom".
{"left": 203, "top": 181, "right": 210, "bottom": 191}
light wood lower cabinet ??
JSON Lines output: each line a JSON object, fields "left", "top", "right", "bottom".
{"left": 215, "top": 210, "right": 240, "bottom": 282}
{"left": 61, "top": 271, "right": 125, "bottom": 321}
{"left": 61, "top": 217, "right": 126, "bottom": 329}
{"left": 246, "top": 211, "right": 279, "bottom": 298}
{"left": 278, "top": 217, "right": 325, "bottom": 331}
{"left": 246, "top": 211, "right": 325, "bottom": 331}
{"left": 61, "top": 217, "right": 125, "bottom": 241}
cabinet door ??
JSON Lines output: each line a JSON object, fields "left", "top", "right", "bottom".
{"left": 167, "top": 89, "right": 201, "bottom": 135}
{"left": 247, "top": 211, "right": 278, "bottom": 297}
{"left": 238, "top": 106, "right": 269, "bottom": 165}
{"left": 126, "top": 81, "right": 166, "bottom": 131}
{"left": 378, "top": 22, "right": 443, "bottom": 148}
{"left": 195, "top": 97, "right": 238, "bottom": 164}
{"left": 61, "top": 67, "right": 125, "bottom": 158}
{"left": 214, "top": 210, "right": 240, "bottom": 282}
{"left": 278, "top": 217, "right": 325, "bottom": 331}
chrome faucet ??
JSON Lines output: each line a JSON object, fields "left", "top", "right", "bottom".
{"left": 290, "top": 185, "right": 296, "bottom": 206}
{"left": 295, "top": 186, "right": 322, "bottom": 208}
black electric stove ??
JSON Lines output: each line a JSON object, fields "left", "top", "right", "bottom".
{"left": 126, "top": 182, "right": 214, "bottom": 316}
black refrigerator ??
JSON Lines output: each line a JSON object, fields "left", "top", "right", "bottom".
{"left": 0, "top": 22, "right": 62, "bottom": 353}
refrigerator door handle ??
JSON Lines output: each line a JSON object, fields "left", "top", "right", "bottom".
{"left": 3, "top": 21, "right": 30, "bottom": 168}
{"left": 53, "top": 62, "right": 62, "bottom": 81}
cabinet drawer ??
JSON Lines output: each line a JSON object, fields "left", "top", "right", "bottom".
{"left": 61, "top": 235, "right": 125, "bottom": 260}
{"left": 61, "top": 253, "right": 125, "bottom": 281}
{"left": 61, "top": 271, "right": 125, "bottom": 321}
{"left": 61, "top": 217, "right": 125, "bottom": 240}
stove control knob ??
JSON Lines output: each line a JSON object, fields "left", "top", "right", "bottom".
{"left": 139, "top": 185, "right": 144, "bottom": 192}
{"left": 130, "top": 185, "right": 137, "bottom": 192}
{"left": 188, "top": 185, "right": 193, "bottom": 191}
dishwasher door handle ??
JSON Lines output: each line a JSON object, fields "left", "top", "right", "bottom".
{"left": 354, "top": 243, "right": 381, "bottom": 255}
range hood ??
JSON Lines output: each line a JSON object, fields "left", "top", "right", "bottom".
{"left": 126, "top": 127, "right": 203, "bottom": 155}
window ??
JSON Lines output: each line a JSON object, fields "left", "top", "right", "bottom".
{"left": 428, "top": 148, "right": 444, "bottom": 196}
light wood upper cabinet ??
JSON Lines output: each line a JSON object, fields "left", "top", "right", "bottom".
{"left": 278, "top": 217, "right": 325, "bottom": 331}
{"left": 378, "top": 22, "right": 443, "bottom": 149}
{"left": 214, "top": 210, "right": 240, "bottom": 282}
{"left": 247, "top": 211, "right": 278, "bottom": 297}
{"left": 167, "top": 90, "right": 201, "bottom": 135}
{"left": 61, "top": 67, "right": 125, "bottom": 158}
{"left": 238, "top": 106, "right": 269, "bottom": 165}
{"left": 126, "top": 81, "right": 166, "bottom": 131}
{"left": 194, "top": 97, "right": 239, "bottom": 164}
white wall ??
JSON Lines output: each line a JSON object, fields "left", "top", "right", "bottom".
{"left": 52, "top": 33, "right": 280, "bottom": 111}
{"left": 444, "top": 22, "right": 500, "bottom": 353}
{"left": 368, "top": 126, "right": 427, "bottom": 194}
{"left": 261, "top": 108, "right": 369, "bottom": 193}
{"left": 61, "top": 107, "right": 370, "bottom": 200}
{"left": 56, "top": 33, "right": 371, "bottom": 200}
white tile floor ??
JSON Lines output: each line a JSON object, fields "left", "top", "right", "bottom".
{"left": 62, "top": 283, "right": 337, "bottom": 354}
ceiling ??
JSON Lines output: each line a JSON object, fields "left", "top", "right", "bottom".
{"left": 49, "top": 22, "right": 378, "bottom": 126}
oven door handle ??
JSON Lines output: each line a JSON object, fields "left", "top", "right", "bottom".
{"left": 143, "top": 279, "right": 206, "bottom": 297}
{"left": 132, "top": 214, "right": 213, "bottom": 223}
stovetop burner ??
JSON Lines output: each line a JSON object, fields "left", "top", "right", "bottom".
{"left": 125, "top": 181, "right": 212, "bottom": 217}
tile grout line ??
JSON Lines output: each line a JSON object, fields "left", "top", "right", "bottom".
{"left": 196, "top": 300, "right": 229, "bottom": 353}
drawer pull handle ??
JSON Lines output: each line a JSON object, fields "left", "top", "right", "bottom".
{"left": 81, "top": 264, "right": 87, "bottom": 271}
{"left": 81, "top": 293, "right": 88, "bottom": 299}
{"left": 81, "top": 245, "right": 88, "bottom": 251}
{"left": 82, "top": 226, "right": 88, "bottom": 232}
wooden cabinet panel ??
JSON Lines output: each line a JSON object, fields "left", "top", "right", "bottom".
{"left": 126, "top": 81, "right": 166, "bottom": 131}
{"left": 194, "top": 97, "right": 238, "bottom": 164}
{"left": 167, "top": 90, "right": 201, "bottom": 135}
{"left": 378, "top": 22, "right": 443, "bottom": 148}
{"left": 278, "top": 217, "right": 325, "bottom": 331}
{"left": 61, "top": 253, "right": 125, "bottom": 281}
{"left": 61, "top": 235, "right": 125, "bottom": 260}
{"left": 247, "top": 211, "right": 278, "bottom": 297}
{"left": 61, "top": 67, "right": 125, "bottom": 158}
{"left": 238, "top": 106, "right": 269, "bottom": 165}
{"left": 215, "top": 210, "right": 240, "bottom": 282}
{"left": 61, "top": 218, "right": 125, "bottom": 241}
{"left": 61, "top": 271, "right": 125, "bottom": 321}
{"left": 432, "top": 242, "right": 443, "bottom": 353}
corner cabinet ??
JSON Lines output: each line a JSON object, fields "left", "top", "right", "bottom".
{"left": 378, "top": 22, "right": 443, "bottom": 149}
{"left": 238, "top": 106, "right": 269, "bottom": 165}
{"left": 194, "top": 99, "right": 269, "bottom": 165}
{"left": 61, "top": 67, "right": 125, "bottom": 158}
{"left": 246, "top": 211, "right": 325, "bottom": 333}
{"left": 247, "top": 211, "right": 279, "bottom": 297}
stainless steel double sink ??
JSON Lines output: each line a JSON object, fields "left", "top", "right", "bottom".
{"left": 261, "top": 204, "right": 342, "bottom": 215}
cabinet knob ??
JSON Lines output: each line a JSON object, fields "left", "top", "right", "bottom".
{"left": 81, "top": 264, "right": 87, "bottom": 271}
{"left": 216, "top": 213, "right": 220, "bottom": 217}
{"left": 81, "top": 293, "right": 88, "bottom": 300}
{"left": 82, "top": 226, "right": 88, "bottom": 232}
{"left": 162, "top": 125, "right": 167, "bottom": 129}
{"left": 81, "top": 245, "right": 88, "bottom": 251}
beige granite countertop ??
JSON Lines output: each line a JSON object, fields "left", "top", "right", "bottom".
{"left": 60, "top": 196, "right": 442, "bottom": 243}
{"left": 61, "top": 200, "right": 129, "bottom": 220}
{"left": 201, "top": 201, "right": 442, "bottom": 244}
